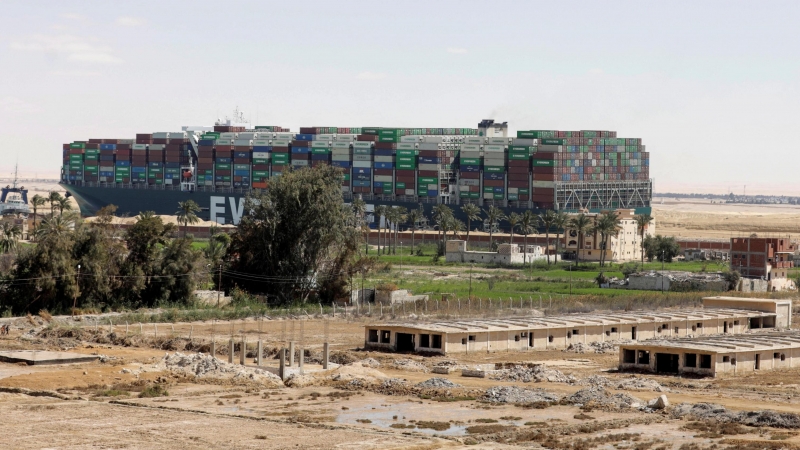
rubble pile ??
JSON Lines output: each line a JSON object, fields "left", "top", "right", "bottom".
{"left": 581, "top": 375, "right": 668, "bottom": 392}
{"left": 352, "top": 358, "right": 381, "bottom": 368}
{"left": 564, "top": 340, "right": 630, "bottom": 354}
{"left": 671, "top": 403, "right": 800, "bottom": 429}
{"left": 415, "top": 377, "right": 461, "bottom": 389}
{"left": 162, "top": 352, "right": 282, "bottom": 385}
{"left": 483, "top": 386, "right": 561, "bottom": 404}
{"left": 565, "top": 386, "right": 642, "bottom": 408}
{"left": 390, "top": 359, "right": 429, "bottom": 373}
{"left": 489, "top": 364, "right": 576, "bottom": 384}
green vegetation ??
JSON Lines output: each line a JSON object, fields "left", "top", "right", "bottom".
{"left": 138, "top": 384, "right": 169, "bottom": 398}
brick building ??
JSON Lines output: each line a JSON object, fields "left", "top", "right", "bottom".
{"left": 730, "top": 237, "right": 795, "bottom": 291}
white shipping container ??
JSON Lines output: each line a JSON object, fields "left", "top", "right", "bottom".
{"left": 460, "top": 151, "right": 481, "bottom": 158}
{"left": 237, "top": 133, "right": 257, "bottom": 140}
{"left": 152, "top": 132, "right": 169, "bottom": 139}
{"left": 428, "top": 184, "right": 438, "bottom": 190}
{"left": 464, "top": 137, "right": 484, "bottom": 145}
{"left": 419, "top": 164, "right": 438, "bottom": 171}
{"left": 253, "top": 140, "right": 269, "bottom": 146}
{"left": 484, "top": 193, "right": 493, "bottom": 199}
{"left": 418, "top": 143, "right": 439, "bottom": 151}
{"left": 132, "top": 144, "right": 147, "bottom": 150}
{"left": 374, "top": 175, "right": 393, "bottom": 182}
{"left": 331, "top": 142, "right": 350, "bottom": 149}
{"left": 274, "top": 133, "right": 293, "bottom": 140}
{"left": 252, "top": 152, "right": 270, "bottom": 159}
{"left": 331, "top": 149, "right": 350, "bottom": 156}
{"left": 488, "top": 137, "right": 508, "bottom": 145}
{"left": 405, "top": 189, "right": 415, "bottom": 196}
{"left": 335, "top": 134, "right": 356, "bottom": 141}
{"left": 150, "top": 144, "right": 166, "bottom": 150}
{"left": 341, "top": 186, "right": 351, "bottom": 194}
{"left": 353, "top": 161, "right": 372, "bottom": 168}
{"left": 216, "top": 139, "right": 233, "bottom": 145}
{"left": 332, "top": 155, "right": 350, "bottom": 161}
{"left": 353, "top": 142, "right": 372, "bottom": 149}
{"left": 511, "top": 138, "right": 536, "bottom": 146}
{"left": 397, "top": 143, "right": 415, "bottom": 150}
{"left": 234, "top": 139, "right": 253, "bottom": 146}
{"left": 484, "top": 145, "right": 505, "bottom": 152}
{"left": 532, "top": 180, "right": 555, "bottom": 188}
{"left": 311, "top": 141, "right": 330, "bottom": 148}
{"left": 508, "top": 187, "right": 519, "bottom": 194}
{"left": 272, "top": 140, "right": 290, "bottom": 147}
{"left": 459, "top": 185, "right": 469, "bottom": 192}
{"left": 353, "top": 155, "right": 372, "bottom": 161}
{"left": 421, "top": 136, "right": 444, "bottom": 143}
{"left": 461, "top": 144, "right": 481, "bottom": 152}
{"left": 292, "top": 160, "right": 309, "bottom": 166}
{"left": 374, "top": 156, "right": 393, "bottom": 163}
{"left": 399, "top": 136, "right": 420, "bottom": 143}
{"left": 459, "top": 179, "right": 480, "bottom": 186}
{"left": 118, "top": 139, "right": 134, "bottom": 145}
{"left": 219, "top": 133, "right": 237, "bottom": 139}
{"left": 315, "top": 134, "right": 334, "bottom": 141}
{"left": 538, "top": 145, "right": 561, "bottom": 153}
{"left": 163, "top": 178, "right": 173, "bottom": 185}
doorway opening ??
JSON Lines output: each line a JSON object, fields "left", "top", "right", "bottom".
{"left": 656, "top": 353, "right": 679, "bottom": 374}
{"left": 396, "top": 333, "right": 415, "bottom": 352}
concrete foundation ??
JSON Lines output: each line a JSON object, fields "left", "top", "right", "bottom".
{"left": 323, "top": 343, "right": 329, "bottom": 370}
{"left": 289, "top": 341, "right": 295, "bottom": 367}
{"left": 228, "top": 339, "right": 234, "bottom": 364}
{"left": 257, "top": 340, "right": 263, "bottom": 366}
{"left": 0, "top": 351, "right": 99, "bottom": 366}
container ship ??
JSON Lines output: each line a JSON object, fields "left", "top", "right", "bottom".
{"left": 60, "top": 114, "right": 652, "bottom": 227}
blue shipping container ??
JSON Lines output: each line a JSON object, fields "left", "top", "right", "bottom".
{"left": 493, "top": 187, "right": 504, "bottom": 193}
{"left": 483, "top": 172, "right": 505, "bottom": 180}
{"left": 353, "top": 168, "right": 371, "bottom": 175}
{"left": 115, "top": 161, "right": 131, "bottom": 167}
{"left": 373, "top": 149, "right": 393, "bottom": 156}
{"left": 459, "top": 165, "right": 480, "bottom": 172}
{"left": 374, "top": 162, "right": 393, "bottom": 169}
{"left": 165, "top": 162, "right": 180, "bottom": 168}
{"left": 100, "top": 144, "right": 116, "bottom": 150}
{"left": 311, "top": 154, "right": 330, "bottom": 160}
{"left": 419, "top": 157, "right": 440, "bottom": 164}
{"left": 234, "top": 170, "right": 250, "bottom": 176}
{"left": 331, "top": 161, "right": 351, "bottom": 168}
{"left": 100, "top": 171, "right": 114, "bottom": 177}
{"left": 99, "top": 155, "right": 114, "bottom": 161}
{"left": 353, "top": 180, "right": 371, "bottom": 187}
{"left": 253, "top": 146, "right": 272, "bottom": 151}
{"left": 294, "top": 134, "right": 314, "bottom": 141}
{"left": 198, "top": 139, "right": 215, "bottom": 146}
{"left": 234, "top": 152, "right": 249, "bottom": 159}
{"left": 132, "top": 167, "right": 147, "bottom": 173}
{"left": 291, "top": 147, "right": 311, "bottom": 154}
{"left": 427, "top": 190, "right": 438, "bottom": 197}
{"left": 149, "top": 162, "right": 163, "bottom": 167}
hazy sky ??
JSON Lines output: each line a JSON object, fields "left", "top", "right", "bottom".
{"left": 1, "top": 1, "right": 798, "bottom": 194}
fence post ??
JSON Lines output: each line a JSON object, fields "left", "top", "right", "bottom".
{"left": 380, "top": 303, "right": 383, "bottom": 316}
{"left": 458, "top": 299, "right": 461, "bottom": 310}
{"left": 319, "top": 303, "right": 322, "bottom": 316}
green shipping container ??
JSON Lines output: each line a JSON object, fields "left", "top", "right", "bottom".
{"left": 508, "top": 194, "right": 519, "bottom": 201}
{"left": 395, "top": 182, "right": 406, "bottom": 189}
{"left": 252, "top": 158, "right": 269, "bottom": 164}
{"left": 215, "top": 163, "right": 231, "bottom": 170}
{"left": 311, "top": 148, "right": 331, "bottom": 154}
{"left": 70, "top": 143, "right": 85, "bottom": 149}
{"left": 460, "top": 191, "right": 470, "bottom": 198}
{"left": 69, "top": 154, "right": 83, "bottom": 160}
{"left": 460, "top": 158, "right": 480, "bottom": 165}
{"left": 234, "top": 164, "right": 250, "bottom": 170}
{"left": 397, "top": 163, "right": 416, "bottom": 170}
{"left": 396, "top": 150, "right": 415, "bottom": 157}
{"left": 483, "top": 187, "right": 494, "bottom": 193}
{"left": 253, "top": 171, "right": 269, "bottom": 177}
{"left": 84, "top": 155, "right": 98, "bottom": 160}
{"left": 484, "top": 166, "right": 505, "bottom": 173}
{"left": 493, "top": 193, "right": 505, "bottom": 200}
{"left": 378, "top": 135, "right": 399, "bottom": 143}
{"left": 361, "top": 127, "right": 380, "bottom": 135}
{"left": 541, "top": 139, "right": 564, "bottom": 145}
{"left": 508, "top": 153, "right": 530, "bottom": 160}
{"left": 396, "top": 156, "right": 416, "bottom": 164}
{"left": 469, "top": 192, "right": 480, "bottom": 199}
{"left": 418, "top": 177, "right": 437, "bottom": 184}
{"left": 532, "top": 159, "right": 555, "bottom": 167}
{"left": 519, "top": 188, "right": 530, "bottom": 194}
{"left": 508, "top": 145, "right": 531, "bottom": 152}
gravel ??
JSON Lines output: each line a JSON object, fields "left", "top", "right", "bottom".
{"left": 415, "top": 377, "right": 462, "bottom": 389}
{"left": 390, "top": 359, "right": 429, "bottom": 373}
{"left": 564, "top": 387, "right": 642, "bottom": 408}
{"left": 351, "top": 358, "right": 381, "bottom": 368}
{"left": 564, "top": 340, "right": 630, "bottom": 354}
{"left": 671, "top": 403, "right": 800, "bottom": 429}
{"left": 489, "top": 364, "right": 576, "bottom": 384}
{"left": 483, "top": 386, "right": 561, "bottom": 404}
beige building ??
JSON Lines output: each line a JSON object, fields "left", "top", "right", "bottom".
{"left": 364, "top": 297, "right": 786, "bottom": 355}
{"left": 619, "top": 332, "right": 800, "bottom": 377}
{"left": 445, "top": 240, "right": 547, "bottom": 265}
{"left": 564, "top": 209, "right": 654, "bottom": 263}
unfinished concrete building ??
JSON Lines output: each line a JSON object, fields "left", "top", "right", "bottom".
{"left": 618, "top": 332, "right": 800, "bottom": 377}
{"left": 730, "top": 236, "right": 795, "bottom": 291}
{"left": 364, "top": 297, "right": 789, "bottom": 355}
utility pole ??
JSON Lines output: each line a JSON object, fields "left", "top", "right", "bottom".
{"left": 72, "top": 264, "right": 81, "bottom": 316}
{"left": 217, "top": 264, "right": 222, "bottom": 307}
{"left": 468, "top": 264, "right": 473, "bottom": 299}
{"left": 661, "top": 250, "right": 665, "bottom": 293}
{"left": 569, "top": 265, "right": 572, "bottom": 296}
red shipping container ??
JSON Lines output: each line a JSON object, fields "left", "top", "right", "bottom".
{"left": 533, "top": 167, "right": 555, "bottom": 174}
{"left": 356, "top": 135, "right": 378, "bottom": 142}
{"left": 508, "top": 166, "right": 528, "bottom": 174}
{"left": 418, "top": 170, "right": 437, "bottom": 177}
{"left": 291, "top": 140, "right": 309, "bottom": 147}
{"left": 395, "top": 176, "right": 415, "bottom": 183}
{"left": 507, "top": 160, "right": 529, "bottom": 167}
{"left": 374, "top": 169, "right": 393, "bottom": 176}
{"left": 234, "top": 146, "right": 252, "bottom": 152}
{"left": 374, "top": 142, "right": 396, "bottom": 150}
{"left": 418, "top": 150, "right": 438, "bottom": 157}
{"left": 215, "top": 170, "right": 231, "bottom": 176}
{"left": 483, "top": 179, "right": 503, "bottom": 187}
{"left": 168, "top": 138, "right": 185, "bottom": 145}
{"left": 508, "top": 180, "right": 528, "bottom": 187}
{"left": 460, "top": 172, "right": 479, "bottom": 179}
{"left": 272, "top": 146, "right": 289, "bottom": 152}
{"left": 508, "top": 174, "right": 528, "bottom": 182}
{"left": 117, "top": 144, "right": 131, "bottom": 150}
{"left": 518, "top": 194, "right": 529, "bottom": 201}
{"left": 233, "top": 158, "right": 250, "bottom": 164}
{"left": 534, "top": 174, "right": 557, "bottom": 181}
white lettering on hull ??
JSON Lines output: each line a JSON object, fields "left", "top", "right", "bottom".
{"left": 210, "top": 196, "right": 245, "bottom": 225}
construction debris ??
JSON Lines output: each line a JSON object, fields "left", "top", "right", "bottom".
{"left": 564, "top": 387, "right": 642, "bottom": 409}
{"left": 161, "top": 352, "right": 283, "bottom": 385}
{"left": 483, "top": 386, "right": 561, "bottom": 404}
{"left": 648, "top": 395, "right": 669, "bottom": 410}
{"left": 390, "top": 359, "right": 429, "bottom": 372}
{"left": 580, "top": 375, "right": 669, "bottom": 392}
{"left": 489, "top": 364, "right": 576, "bottom": 384}
{"left": 672, "top": 403, "right": 800, "bottom": 429}
{"left": 415, "top": 377, "right": 461, "bottom": 389}
{"left": 564, "top": 340, "right": 630, "bottom": 354}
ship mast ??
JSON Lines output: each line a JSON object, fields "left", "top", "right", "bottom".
{"left": 12, "top": 163, "right": 18, "bottom": 189}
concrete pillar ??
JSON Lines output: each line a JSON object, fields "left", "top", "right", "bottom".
{"left": 323, "top": 342, "right": 330, "bottom": 370}
{"left": 298, "top": 346, "right": 304, "bottom": 374}
{"left": 240, "top": 336, "right": 246, "bottom": 365}
{"left": 257, "top": 340, "right": 263, "bottom": 366}
{"left": 279, "top": 348, "right": 286, "bottom": 380}
{"left": 289, "top": 341, "right": 295, "bottom": 367}
{"left": 211, "top": 340, "right": 216, "bottom": 359}
{"left": 228, "top": 338, "right": 234, "bottom": 364}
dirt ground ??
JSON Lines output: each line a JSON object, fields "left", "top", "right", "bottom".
{"left": 3, "top": 315, "right": 800, "bottom": 449}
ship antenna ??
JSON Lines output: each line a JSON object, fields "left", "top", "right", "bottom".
{"left": 12, "top": 162, "right": 18, "bottom": 189}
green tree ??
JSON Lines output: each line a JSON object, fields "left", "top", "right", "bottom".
{"left": 594, "top": 211, "right": 622, "bottom": 267}
{"left": 634, "top": 213, "right": 654, "bottom": 266}
{"left": 31, "top": 194, "right": 46, "bottom": 239}
{"left": 0, "top": 222, "right": 22, "bottom": 254}
{"left": 148, "top": 237, "right": 208, "bottom": 304}
{"left": 538, "top": 210, "right": 556, "bottom": 265}
{"left": 568, "top": 213, "right": 592, "bottom": 266}
{"left": 47, "top": 191, "right": 62, "bottom": 216}
{"left": 119, "top": 211, "right": 176, "bottom": 306}
{"left": 406, "top": 208, "right": 421, "bottom": 255}
{"left": 507, "top": 212, "right": 521, "bottom": 245}
{"left": 35, "top": 214, "right": 76, "bottom": 242}
{"left": 483, "top": 206, "right": 506, "bottom": 248}
{"left": 374, "top": 205, "right": 386, "bottom": 255}
{"left": 204, "top": 231, "right": 230, "bottom": 270}
{"left": 460, "top": 203, "right": 480, "bottom": 248}
{"left": 226, "top": 164, "right": 351, "bottom": 305}
{"left": 391, "top": 206, "right": 407, "bottom": 255}
{"left": 552, "top": 211, "right": 569, "bottom": 264}
{"left": 57, "top": 197, "right": 72, "bottom": 216}
{"left": 518, "top": 210, "right": 538, "bottom": 264}
{"left": 176, "top": 200, "right": 201, "bottom": 237}
{"left": 643, "top": 235, "right": 680, "bottom": 263}
{"left": 432, "top": 204, "right": 453, "bottom": 246}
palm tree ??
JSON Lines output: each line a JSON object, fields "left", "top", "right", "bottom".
{"left": 351, "top": 198, "right": 366, "bottom": 254}
{"left": 553, "top": 211, "right": 568, "bottom": 264}
{"left": 634, "top": 213, "right": 654, "bottom": 266}
{"left": 406, "top": 209, "right": 421, "bottom": 255}
{"left": 450, "top": 218, "right": 465, "bottom": 239}
{"left": 483, "top": 206, "right": 506, "bottom": 248}
{"left": 460, "top": 203, "right": 480, "bottom": 249}
{"left": 568, "top": 213, "right": 592, "bottom": 267}
{"left": 47, "top": 191, "right": 62, "bottom": 216}
{"left": 538, "top": 209, "right": 557, "bottom": 265}
{"left": 31, "top": 194, "right": 46, "bottom": 239}
{"left": 595, "top": 211, "right": 622, "bottom": 267}
{"left": 393, "top": 206, "right": 407, "bottom": 255}
{"left": 374, "top": 205, "right": 386, "bottom": 255}
{"left": 432, "top": 204, "right": 453, "bottom": 245}
{"left": 507, "top": 212, "right": 521, "bottom": 245}
{"left": 519, "top": 210, "right": 538, "bottom": 264}
{"left": 36, "top": 214, "right": 75, "bottom": 242}
{"left": 0, "top": 222, "right": 22, "bottom": 254}
{"left": 176, "top": 200, "right": 201, "bottom": 237}
{"left": 57, "top": 197, "right": 72, "bottom": 215}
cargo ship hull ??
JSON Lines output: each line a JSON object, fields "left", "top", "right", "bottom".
{"left": 62, "top": 183, "right": 651, "bottom": 228}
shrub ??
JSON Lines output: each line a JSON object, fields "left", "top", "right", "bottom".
{"left": 138, "top": 384, "right": 169, "bottom": 398}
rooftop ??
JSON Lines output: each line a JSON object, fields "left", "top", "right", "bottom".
{"left": 372, "top": 308, "right": 774, "bottom": 334}
{"left": 703, "top": 296, "right": 792, "bottom": 304}
{"left": 620, "top": 331, "right": 800, "bottom": 353}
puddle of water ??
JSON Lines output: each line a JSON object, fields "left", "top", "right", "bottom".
{"left": 336, "top": 401, "right": 468, "bottom": 436}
